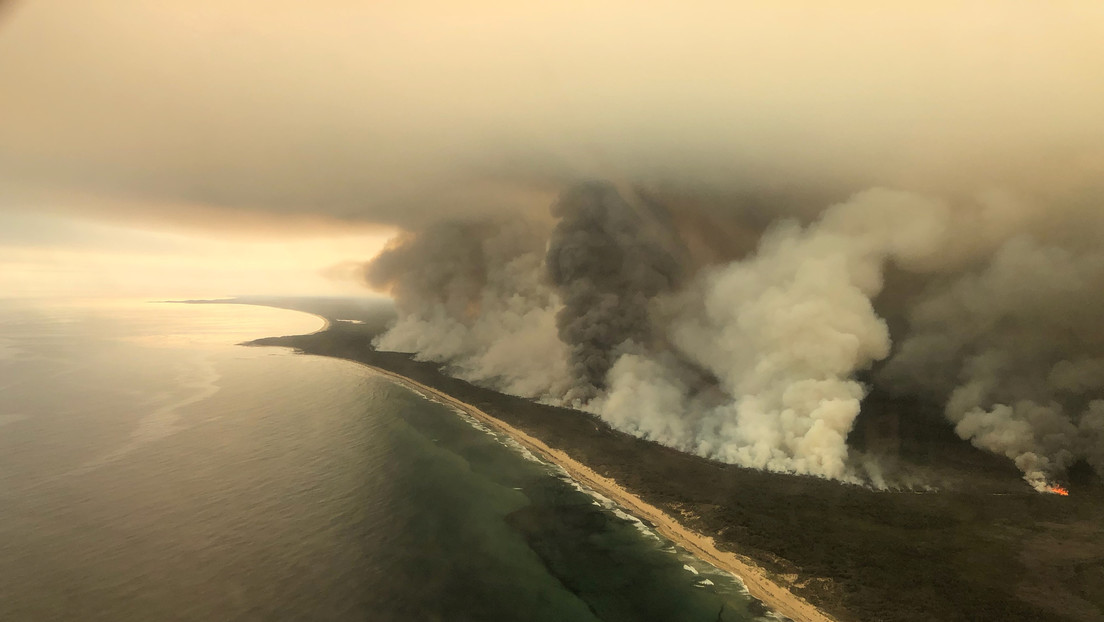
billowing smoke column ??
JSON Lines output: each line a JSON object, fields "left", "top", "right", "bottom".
{"left": 882, "top": 236, "right": 1104, "bottom": 490}
{"left": 366, "top": 219, "right": 574, "bottom": 399}
{"left": 366, "top": 181, "right": 1104, "bottom": 489}
{"left": 598, "top": 189, "right": 951, "bottom": 480}
{"left": 546, "top": 181, "right": 683, "bottom": 403}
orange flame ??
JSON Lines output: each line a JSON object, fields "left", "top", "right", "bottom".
{"left": 1047, "top": 484, "right": 1070, "bottom": 496}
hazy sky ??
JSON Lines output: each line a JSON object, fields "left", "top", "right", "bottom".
{"left": 2, "top": 0, "right": 1102, "bottom": 297}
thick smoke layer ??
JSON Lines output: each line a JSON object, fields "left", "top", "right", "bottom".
{"left": 882, "top": 235, "right": 1104, "bottom": 489}
{"left": 366, "top": 219, "right": 573, "bottom": 398}
{"left": 546, "top": 181, "right": 682, "bottom": 402}
{"left": 598, "top": 190, "right": 951, "bottom": 479}
{"left": 6, "top": 3, "right": 1104, "bottom": 233}
{"left": 367, "top": 182, "right": 1104, "bottom": 489}
{"left": 3, "top": 0, "right": 1102, "bottom": 489}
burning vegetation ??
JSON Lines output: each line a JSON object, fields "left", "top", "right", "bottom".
{"left": 1046, "top": 484, "right": 1070, "bottom": 497}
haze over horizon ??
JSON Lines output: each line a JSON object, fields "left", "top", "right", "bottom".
{"left": 3, "top": 0, "right": 1104, "bottom": 296}
{"left": 3, "top": 0, "right": 1104, "bottom": 490}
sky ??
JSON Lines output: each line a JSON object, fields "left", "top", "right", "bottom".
{"left": 1, "top": 0, "right": 1103, "bottom": 298}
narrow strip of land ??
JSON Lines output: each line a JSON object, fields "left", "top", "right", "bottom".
{"left": 240, "top": 300, "right": 1103, "bottom": 622}
{"left": 364, "top": 362, "right": 835, "bottom": 622}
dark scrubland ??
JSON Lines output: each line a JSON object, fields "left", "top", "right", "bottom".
{"left": 234, "top": 297, "right": 1104, "bottom": 622}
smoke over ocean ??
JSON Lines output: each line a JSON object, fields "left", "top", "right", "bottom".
{"left": 365, "top": 182, "right": 1104, "bottom": 490}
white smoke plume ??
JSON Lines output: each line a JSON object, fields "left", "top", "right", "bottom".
{"left": 364, "top": 179, "right": 1104, "bottom": 488}
{"left": 597, "top": 189, "right": 951, "bottom": 480}
{"left": 3, "top": 0, "right": 1103, "bottom": 491}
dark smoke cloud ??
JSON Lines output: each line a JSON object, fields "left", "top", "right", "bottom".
{"left": 11, "top": 1, "right": 1098, "bottom": 489}
{"left": 367, "top": 183, "right": 1104, "bottom": 489}
{"left": 881, "top": 234, "right": 1104, "bottom": 490}
{"left": 546, "top": 182, "right": 683, "bottom": 401}
{"left": 366, "top": 222, "right": 490, "bottom": 320}
{"left": 367, "top": 218, "right": 573, "bottom": 398}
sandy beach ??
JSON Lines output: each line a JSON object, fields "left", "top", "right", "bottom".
{"left": 243, "top": 300, "right": 1104, "bottom": 621}
{"left": 363, "top": 363, "right": 835, "bottom": 622}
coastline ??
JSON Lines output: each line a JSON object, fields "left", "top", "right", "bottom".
{"left": 360, "top": 362, "right": 835, "bottom": 622}
{"left": 224, "top": 300, "right": 835, "bottom": 620}
{"left": 233, "top": 298, "right": 1104, "bottom": 622}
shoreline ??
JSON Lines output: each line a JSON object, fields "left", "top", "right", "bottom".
{"left": 220, "top": 299, "right": 833, "bottom": 620}
{"left": 359, "top": 361, "right": 835, "bottom": 622}
{"left": 228, "top": 298, "right": 1104, "bottom": 621}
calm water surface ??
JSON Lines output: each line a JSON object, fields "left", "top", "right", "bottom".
{"left": 0, "top": 299, "right": 771, "bottom": 621}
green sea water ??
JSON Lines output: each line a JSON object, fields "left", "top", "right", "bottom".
{"left": 0, "top": 299, "right": 772, "bottom": 621}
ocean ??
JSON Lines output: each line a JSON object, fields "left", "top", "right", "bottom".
{"left": 0, "top": 299, "right": 772, "bottom": 621}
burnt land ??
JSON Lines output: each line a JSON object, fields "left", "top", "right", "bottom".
{"left": 235, "top": 297, "right": 1104, "bottom": 622}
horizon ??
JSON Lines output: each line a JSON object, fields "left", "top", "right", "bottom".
{"left": 3, "top": 1, "right": 1103, "bottom": 300}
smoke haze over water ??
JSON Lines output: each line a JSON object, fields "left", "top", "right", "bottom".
{"left": 2, "top": 1, "right": 1104, "bottom": 486}
{"left": 3, "top": 2, "right": 1104, "bottom": 230}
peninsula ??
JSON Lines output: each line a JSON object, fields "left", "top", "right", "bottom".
{"left": 238, "top": 297, "right": 1104, "bottom": 622}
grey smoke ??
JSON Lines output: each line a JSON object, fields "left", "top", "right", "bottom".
{"left": 366, "top": 219, "right": 573, "bottom": 398}
{"left": 545, "top": 181, "right": 683, "bottom": 402}
{"left": 882, "top": 235, "right": 1104, "bottom": 490}
{"left": 597, "top": 189, "right": 952, "bottom": 480}
{"left": 366, "top": 180, "right": 1104, "bottom": 489}
{"left": 366, "top": 222, "right": 489, "bottom": 321}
